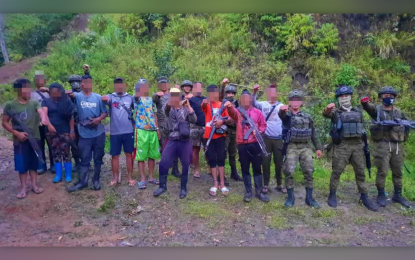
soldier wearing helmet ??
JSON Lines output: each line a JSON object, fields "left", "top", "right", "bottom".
{"left": 279, "top": 89, "right": 322, "bottom": 208}
{"left": 68, "top": 75, "right": 82, "bottom": 93}
{"left": 181, "top": 80, "right": 193, "bottom": 99}
{"left": 361, "top": 86, "right": 411, "bottom": 208}
{"left": 323, "top": 85, "right": 378, "bottom": 212}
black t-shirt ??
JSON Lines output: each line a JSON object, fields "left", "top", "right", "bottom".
{"left": 41, "top": 98, "right": 74, "bottom": 134}
{"left": 189, "top": 96, "right": 206, "bottom": 127}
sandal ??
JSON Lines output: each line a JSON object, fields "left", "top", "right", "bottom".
{"left": 128, "top": 180, "right": 138, "bottom": 186}
{"left": 148, "top": 179, "right": 159, "bottom": 185}
{"left": 209, "top": 187, "right": 218, "bottom": 196}
{"left": 262, "top": 185, "right": 269, "bottom": 194}
{"left": 109, "top": 180, "right": 118, "bottom": 187}
{"left": 276, "top": 186, "right": 287, "bottom": 193}
{"left": 193, "top": 171, "right": 201, "bottom": 178}
{"left": 220, "top": 186, "right": 230, "bottom": 196}
{"left": 16, "top": 190, "right": 27, "bottom": 199}
{"left": 32, "top": 187, "right": 44, "bottom": 194}
{"left": 137, "top": 181, "right": 147, "bottom": 190}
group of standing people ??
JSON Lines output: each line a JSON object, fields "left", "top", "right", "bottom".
{"left": 2, "top": 68, "right": 412, "bottom": 211}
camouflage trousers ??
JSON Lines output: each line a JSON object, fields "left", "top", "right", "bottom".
{"left": 330, "top": 139, "right": 368, "bottom": 194}
{"left": 46, "top": 132, "right": 72, "bottom": 163}
{"left": 373, "top": 141, "right": 405, "bottom": 190}
{"left": 225, "top": 129, "right": 237, "bottom": 171}
{"left": 283, "top": 142, "right": 314, "bottom": 189}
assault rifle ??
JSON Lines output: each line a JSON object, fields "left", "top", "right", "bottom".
{"left": 362, "top": 133, "right": 371, "bottom": 178}
{"left": 237, "top": 107, "right": 269, "bottom": 157}
{"left": 205, "top": 99, "right": 229, "bottom": 151}
{"left": 371, "top": 119, "right": 415, "bottom": 129}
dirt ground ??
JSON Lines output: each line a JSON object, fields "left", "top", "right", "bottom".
{"left": 0, "top": 136, "right": 414, "bottom": 247}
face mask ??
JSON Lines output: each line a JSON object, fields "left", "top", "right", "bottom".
{"left": 382, "top": 97, "right": 395, "bottom": 106}
{"left": 71, "top": 82, "right": 81, "bottom": 92}
{"left": 338, "top": 96, "right": 352, "bottom": 109}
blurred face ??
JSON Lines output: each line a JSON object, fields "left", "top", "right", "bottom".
{"left": 183, "top": 85, "right": 192, "bottom": 94}
{"left": 158, "top": 82, "right": 171, "bottom": 92}
{"left": 17, "top": 85, "right": 32, "bottom": 100}
{"left": 266, "top": 87, "right": 278, "bottom": 102}
{"left": 170, "top": 93, "right": 181, "bottom": 107}
{"left": 34, "top": 75, "right": 45, "bottom": 88}
{"left": 240, "top": 94, "right": 252, "bottom": 107}
{"left": 207, "top": 89, "right": 219, "bottom": 101}
{"left": 81, "top": 78, "right": 93, "bottom": 93}
{"left": 50, "top": 88, "right": 62, "bottom": 100}
{"left": 193, "top": 83, "right": 203, "bottom": 96}
{"left": 289, "top": 97, "right": 302, "bottom": 110}
{"left": 138, "top": 84, "right": 150, "bottom": 97}
{"left": 114, "top": 82, "right": 126, "bottom": 94}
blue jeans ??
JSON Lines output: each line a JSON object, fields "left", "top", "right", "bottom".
{"left": 78, "top": 133, "right": 106, "bottom": 168}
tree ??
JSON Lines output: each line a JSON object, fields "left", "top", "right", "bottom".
{"left": 0, "top": 14, "right": 10, "bottom": 64}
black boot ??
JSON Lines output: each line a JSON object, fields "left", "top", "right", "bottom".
{"left": 92, "top": 164, "right": 102, "bottom": 191}
{"left": 179, "top": 188, "right": 187, "bottom": 199}
{"left": 392, "top": 187, "right": 411, "bottom": 208}
{"left": 284, "top": 188, "right": 295, "bottom": 208}
{"left": 68, "top": 166, "right": 89, "bottom": 193}
{"left": 377, "top": 188, "right": 387, "bottom": 207}
{"left": 254, "top": 175, "right": 269, "bottom": 203}
{"left": 305, "top": 187, "right": 320, "bottom": 208}
{"left": 153, "top": 175, "right": 168, "bottom": 197}
{"left": 170, "top": 160, "right": 181, "bottom": 178}
{"left": 242, "top": 174, "right": 253, "bottom": 202}
{"left": 230, "top": 165, "right": 242, "bottom": 182}
{"left": 327, "top": 191, "right": 337, "bottom": 208}
{"left": 360, "top": 193, "right": 379, "bottom": 212}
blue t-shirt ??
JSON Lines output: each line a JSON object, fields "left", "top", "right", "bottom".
{"left": 74, "top": 92, "right": 107, "bottom": 138}
{"left": 189, "top": 96, "right": 206, "bottom": 127}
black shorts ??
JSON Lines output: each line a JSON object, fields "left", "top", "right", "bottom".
{"left": 204, "top": 136, "right": 226, "bottom": 168}
{"left": 110, "top": 133, "right": 134, "bottom": 156}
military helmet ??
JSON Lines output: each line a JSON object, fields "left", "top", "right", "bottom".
{"left": 378, "top": 86, "right": 398, "bottom": 98}
{"left": 335, "top": 85, "right": 353, "bottom": 98}
{"left": 288, "top": 89, "right": 303, "bottom": 99}
{"left": 180, "top": 80, "right": 193, "bottom": 88}
{"left": 68, "top": 74, "right": 82, "bottom": 83}
{"left": 224, "top": 84, "right": 237, "bottom": 94}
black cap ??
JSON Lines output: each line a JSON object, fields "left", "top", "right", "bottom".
{"left": 241, "top": 89, "right": 251, "bottom": 95}
{"left": 114, "top": 77, "right": 124, "bottom": 83}
{"left": 207, "top": 85, "right": 219, "bottom": 92}
{"left": 157, "top": 76, "right": 169, "bottom": 83}
{"left": 13, "top": 78, "right": 31, "bottom": 89}
{"left": 82, "top": 75, "right": 92, "bottom": 80}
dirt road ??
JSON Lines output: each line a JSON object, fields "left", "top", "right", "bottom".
{"left": 0, "top": 136, "right": 414, "bottom": 246}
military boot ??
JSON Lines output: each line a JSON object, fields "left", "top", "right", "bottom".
{"left": 327, "top": 191, "right": 337, "bottom": 208}
{"left": 68, "top": 166, "right": 89, "bottom": 193}
{"left": 91, "top": 164, "right": 102, "bottom": 191}
{"left": 305, "top": 187, "right": 320, "bottom": 208}
{"left": 242, "top": 174, "right": 253, "bottom": 202}
{"left": 254, "top": 175, "right": 269, "bottom": 203}
{"left": 392, "top": 187, "right": 411, "bottom": 208}
{"left": 153, "top": 175, "right": 168, "bottom": 197}
{"left": 230, "top": 165, "right": 243, "bottom": 182}
{"left": 360, "top": 193, "right": 379, "bottom": 212}
{"left": 377, "top": 188, "right": 387, "bottom": 207}
{"left": 170, "top": 159, "right": 181, "bottom": 178}
{"left": 284, "top": 188, "right": 295, "bottom": 208}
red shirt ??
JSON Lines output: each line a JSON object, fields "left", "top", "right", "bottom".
{"left": 202, "top": 101, "right": 229, "bottom": 139}
{"left": 227, "top": 106, "right": 267, "bottom": 145}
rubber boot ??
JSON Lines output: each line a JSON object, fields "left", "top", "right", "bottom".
{"left": 180, "top": 187, "right": 187, "bottom": 199}
{"left": 64, "top": 162, "right": 72, "bottom": 183}
{"left": 37, "top": 162, "right": 47, "bottom": 175}
{"left": 392, "top": 187, "right": 411, "bottom": 208}
{"left": 68, "top": 166, "right": 89, "bottom": 192}
{"left": 170, "top": 159, "right": 181, "bottom": 178}
{"left": 360, "top": 193, "right": 379, "bottom": 212}
{"left": 377, "top": 188, "right": 387, "bottom": 207}
{"left": 327, "top": 191, "right": 337, "bottom": 208}
{"left": 230, "top": 165, "right": 242, "bottom": 182}
{"left": 180, "top": 171, "right": 188, "bottom": 199}
{"left": 254, "top": 175, "right": 269, "bottom": 203}
{"left": 242, "top": 174, "right": 252, "bottom": 202}
{"left": 284, "top": 188, "right": 295, "bottom": 208}
{"left": 154, "top": 175, "right": 168, "bottom": 197}
{"left": 92, "top": 164, "right": 102, "bottom": 191}
{"left": 52, "top": 163, "right": 63, "bottom": 183}
{"left": 305, "top": 187, "right": 320, "bottom": 208}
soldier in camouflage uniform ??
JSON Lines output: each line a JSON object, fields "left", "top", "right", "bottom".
{"left": 67, "top": 75, "right": 82, "bottom": 174}
{"left": 323, "top": 85, "right": 378, "bottom": 212}
{"left": 361, "top": 86, "right": 411, "bottom": 208}
{"left": 279, "top": 90, "right": 322, "bottom": 208}
{"left": 224, "top": 85, "right": 243, "bottom": 182}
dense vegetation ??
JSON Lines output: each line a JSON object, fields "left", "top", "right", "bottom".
{"left": 1, "top": 13, "right": 415, "bottom": 199}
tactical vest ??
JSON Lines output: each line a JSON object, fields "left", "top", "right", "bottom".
{"left": 370, "top": 105, "right": 407, "bottom": 142}
{"left": 339, "top": 110, "right": 363, "bottom": 138}
{"left": 289, "top": 113, "right": 312, "bottom": 143}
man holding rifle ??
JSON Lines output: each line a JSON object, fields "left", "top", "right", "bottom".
{"left": 2, "top": 78, "right": 48, "bottom": 199}
{"left": 225, "top": 89, "right": 269, "bottom": 203}
{"left": 361, "top": 86, "right": 412, "bottom": 208}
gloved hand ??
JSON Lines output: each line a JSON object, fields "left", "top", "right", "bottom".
{"left": 360, "top": 96, "right": 370, "bottom": 103}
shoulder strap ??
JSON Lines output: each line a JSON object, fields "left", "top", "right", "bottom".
{"left": 265, "top": 104, "right": 277, "bottom": 122}
{"left": 36, "top": 90, "right": 47, "bottom": 100}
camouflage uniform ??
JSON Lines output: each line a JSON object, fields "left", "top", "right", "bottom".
{"left": 323, "top": 107, "right": 368, "bottom": 194}
{"left": 362, "top": 103, "right": 407, "bottom": 190}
